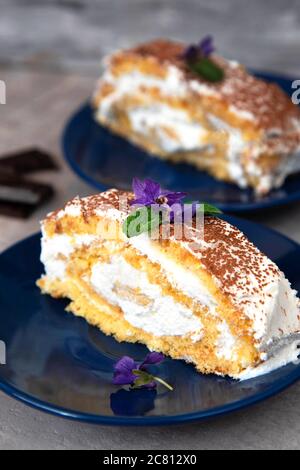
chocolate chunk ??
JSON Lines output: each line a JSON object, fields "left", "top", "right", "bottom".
{"left": 0, "top": 148, "right": 58, "bottom": 174}
{"left": 0, "top": 201, "right": 38, "bottom": 219}
{"left": 0, "top": 174, "right": 54, "bottom": 219}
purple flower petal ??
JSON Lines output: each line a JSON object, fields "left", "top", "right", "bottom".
{"left": 131, "top": 178, "right": 162, "bottom": 206}
{"left": 130, "top": 196, "right": 152, "bottom": 207}
{"left": 114, "top": 355, "right": 137, "bottom": 374}
{"left": 199, "top": 35, "right": 213, "bottom": 48}
{"left": 183, "top": 44, "right": 199, "bottom": 62}
{"left": 112, "top": 352, "right": 171, "bottom": 390}
{"left": 143, "top": 179, "right": 161, "bottom": 200}
{"left": 140, "top": 352, "right": 165, "bottom": 369}
{"left": 162, "top": 191, "right": 187, "bottom": 206}
{"left": 131, "top": 178, "right": 186, "bottom": 208}
{"left": 113, "top": 371, "right": 137, "bottom": 386}
{"left": 132, "top": 178, "right": 147, "bottom": 199}
{"left": 199, "top": 35, "right": 215, "bottom": 57}
{"left": 113, "top": 356, "right": 138, "bottom": 386}
{"left": 183, "top": 36, "right": 215, "bottom": 64}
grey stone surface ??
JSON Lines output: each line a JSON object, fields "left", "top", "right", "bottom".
{"left": 0, "top": 0, "right": 300, "bottom": 451}
{"left": 0, "top": 0, "right": 300, "bottom": 75}
{"left": 0, "top": 384, "right": 300, "bottom": 450}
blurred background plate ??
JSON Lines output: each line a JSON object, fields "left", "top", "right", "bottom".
{"left": 0, "top": 216, "right": 299, "bottom": 425}
{"left": 62, "top": 71, "right": 300, "bottom": 213}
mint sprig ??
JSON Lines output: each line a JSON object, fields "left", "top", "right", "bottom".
{"left": 183, "top": 37, "right": 224, "bottom": 82}
{"left": 203, "top": 203, "right": 223, "bottom": 215}
{"left": 122, "top": 206, "right": 162, "bottom": 238}
{"left": 183, "top": 201, "right": 222, "bottom": 216}
{"left": 188, "top": 57, "right": 224, "bottom": 82}
{"left": 123, "top": 202, "right": 222, "bottom": 239}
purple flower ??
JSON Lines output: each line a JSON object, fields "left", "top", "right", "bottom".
{"left": 112, "top": 351, "right": 173, "bottom": 391}
{"left": 183, "top": 44, "right": 199, "bottom": 63}
{"left": 131, "top": 178, "right": 186, "bottom": 208}
{"left": 112, "top": 356, "right": 138, "bottom": 386}
{"left": 199, "top": 35, "right": 215, "bottom": 57}
{"left": 183, "top": 35, "right": 215, "bottom": 62}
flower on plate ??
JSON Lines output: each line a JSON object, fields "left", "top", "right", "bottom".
{"left": 112, "top": 355, "right": 139, "bottom": 386}
{"left": 112, "top": 351, "right": 173, "bottom": 391}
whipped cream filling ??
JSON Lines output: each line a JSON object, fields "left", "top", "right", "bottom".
{"left": 96, "top": 69, "right": 186, "bottom": 121}
{"left": 214, "top": 319, "right": 300, "bottom": 381}
{"left": 128, "top": 233, "right": 217, "bottom": 312}
{"left": 98, "top": 67, "right": 195, "bottom": 104}
{"left": 269, "top": 148, "right": 300, "bottom": 188}
{"left": 90, "top": 255, "right": 203, "bottom": 338}
{"left": 56, "top": 203, "right": 82, "bottom": 219}
{"left": 98, "top": 69, "right": 300, "bottom": 193}
{"left": 216, "top": 321, "right": 238, "bottom": 361}
{"left": 40, "top": 232, "right": 98, "bottom": 280}
{"left": 97, "top": 71, "right": 252, "bottom": 185}
{"left": 128, "top": 104, "right": 209, "bottom": 153}
{"left": 207, "top": 114, "right": 248, "bottom": 187}
{"left": 247, "top": 144, "right": 300, "bottom": 195}
{"left": 228, "top": 264, "right": 300, "bottom": 351}
{"left": 97, "top": 71, "right": 211, "bottom": 154}
{"left": 236, "top": 339, "right": 300, "bottom": 381}
{"left": 214, "top": 317, "right": 300, "bottom": 380}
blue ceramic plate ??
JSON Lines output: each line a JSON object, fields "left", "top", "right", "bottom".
{"left": 63, "top": 71, "right": 300, "bottom": 213}
{"left": 0, "top": 216, "right": 299, "bottom": 425}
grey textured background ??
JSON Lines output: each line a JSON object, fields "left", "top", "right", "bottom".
{"left": 0, "top": 0, "right": 300, "bottom": 451}
{"left": 1, "top": 0, "right": 300, "bottom": 75}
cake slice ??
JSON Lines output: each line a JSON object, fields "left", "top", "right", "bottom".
{"left": 37, "top": 188, "right": 300, "bottom": 380}
{"left": 93, "top": 38, "right": 300, "bottom": 196}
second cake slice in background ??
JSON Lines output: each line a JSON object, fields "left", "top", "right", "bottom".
{"left": 93, "top": 38, "right": 300, "bottom": 196}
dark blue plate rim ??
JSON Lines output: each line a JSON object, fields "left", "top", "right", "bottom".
{"left": 0, "top": 219, "right": 300, "bottom": 426}
{"left": 62, "top": 70, "right": 300, "bottom": 214}
{"left": 0, "top": 363, "right": 299, "bottom": 426}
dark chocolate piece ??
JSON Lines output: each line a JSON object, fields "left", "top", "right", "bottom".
{"left": 0, "top": 201, "right": 38, "bottom": 219}
{"left": 0, "top": 174, "right": 54, "bottom": 219}
{"left": 0, "top": 148, "right": 58, "bottom": 174}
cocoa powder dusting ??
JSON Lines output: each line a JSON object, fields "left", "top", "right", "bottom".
{"left": 126, "top": 39, "right": 300, "bottom": 131}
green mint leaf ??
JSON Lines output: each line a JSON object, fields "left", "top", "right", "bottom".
{"left": 189, "top": 57, "right": 224, "bottom": 82}
{"left": 122, "top": 206, "right": 162, "bottom": 238}
{"left": 203, "top": 203, "right": 222, "bottom": 215}
{"left": 183, "top": 201, "right": 222, "bottom": 216}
